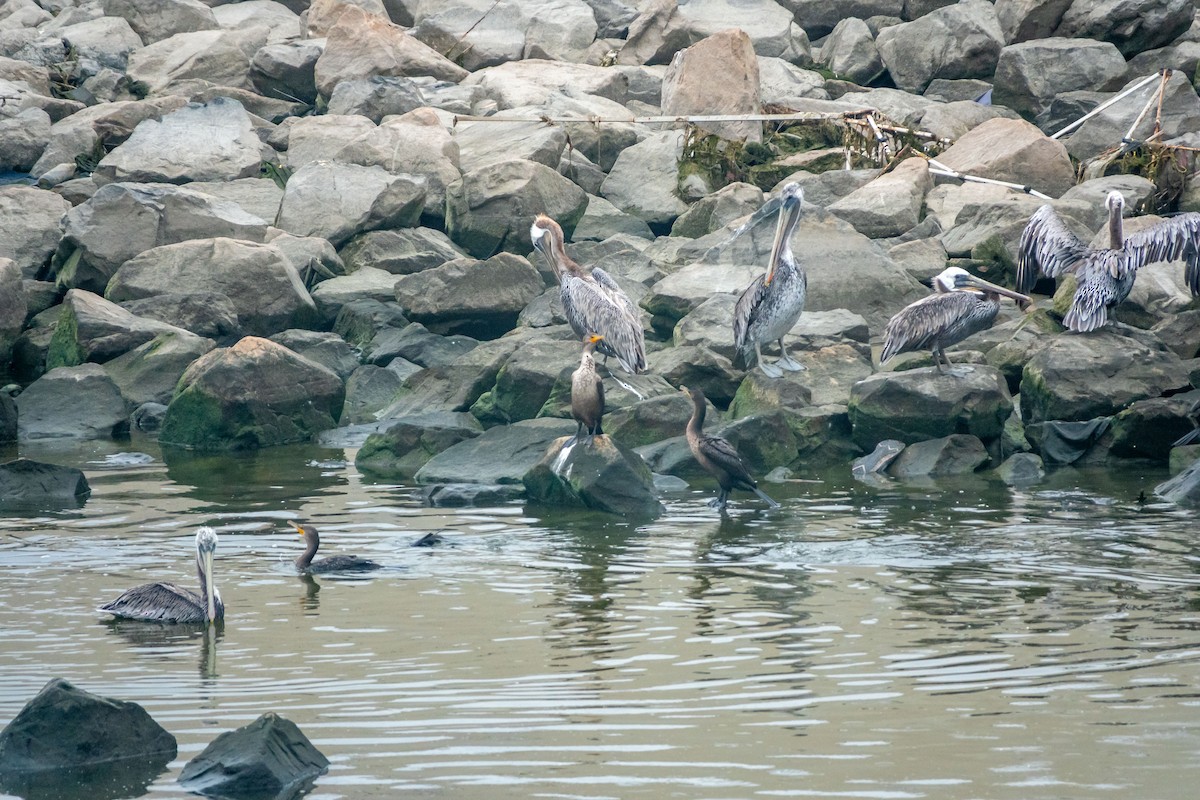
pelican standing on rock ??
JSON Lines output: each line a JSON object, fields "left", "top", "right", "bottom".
{"left": 99, "top": 527, "right": 223, "bottom": 624}
{"left": 569, "top": 334, "right": 605, "bottom": 447}
{"left": 289, "top": 520, "right": 381, "bottom": 573}
{"left": 681, "top": 385, "right": 779, "bottom": 510}
{"left": 1017, "top": 190, "right": 1200, "bottom": 332}
{"left": 530, "top": 214, "right": 647, "bottom": 377}
{"left": 881, "top": 266, "right": 1031, "bottom": 375}
{"left": 734, "top": 182, "right": 808, "bottom": 377}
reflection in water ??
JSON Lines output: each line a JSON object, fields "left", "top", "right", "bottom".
{"left": 3, "top": 446, "right": 1200, "bottom": 799}
{"left": 103, "top": 620, "right": 223, "bottom": 681}
{"left": 0, "top": 756, "right": 172, "bottom": 800}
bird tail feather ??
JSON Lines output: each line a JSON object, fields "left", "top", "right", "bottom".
{"left": 753, "top": 486, "right": 780, "bottom": 508}
{"left": 1173, "top": 428, "right": 1200, "bottom": 447}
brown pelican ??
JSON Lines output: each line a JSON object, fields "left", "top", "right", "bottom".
{"left": 529, "top": 214, "right": 647, "bottom": 375}
{"left": 569, "top": 334, "right": 605, "bottom": 447}
{"left": 881, "top": 266, "right": 1030, "bottom": 375}
{"left": 289, "top": 520, "right": 381, "bottom": 573}
{"left": 1017, "top": 190, "right": 1200, "bottom": 332}
{"left": 681, "top": 385, "right": 779, "bottom": 510}
{"left": 99, "top": 527, "right": 223, "bottom": 624}
{"left": 733, "top": 182, "right": 807, "bottom": 377}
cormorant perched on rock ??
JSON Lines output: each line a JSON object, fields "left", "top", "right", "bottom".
{"left": 681, "top": 385, "right": 779, "bottom": 510}
{"left": 569, "top": 334, "right": 605, "bottom": 447}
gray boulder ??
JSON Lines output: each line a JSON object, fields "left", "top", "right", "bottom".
{"left": 160, "top": 336, "right": 345, "bottom": 451}
{"left": 53, "top": 182, "right": 270, "bottom": 294}
{"left": 524, "top": 435, "right": 663, "bottom": 517}
{"left": 671, "top": 183, "right": 764, "bottom": 239}
{"left": 414, "top": 417, "right": 577, "bottom": 485}
{"left": 849, "top": 366, "right": 1013, "bottom": 449}
{"left": 106, "top": 238, "right": 317, "bottom": 337}
{"left": 394, "top": 253, "right": 543, "bottom": 339}
{"left": 1054, "top": 0, "right": 1192, "bottom": 58}
{"left": 103, "top": 331, "right": 216, "bottom": 408}
{"left": 820, "top": 17, "right": 885, "bottom": 85}
{"left": 124, "top": 29, "right": 255, "bottom": 96}
{"left": 992, "top": 38, "right": 1127, "bottom": 121}
{"left": 355, "top": 411, "right": 483, "bottom": 477}
{"left": 887, "top": 433, "right": 990, "bottom": 477}
{"left": 601, "top": 130, "right": 688, "bottom": 229}
{"left": 994, "top": 451, "right": 1045, "bottom": 486}
{"left": 55, "top": 16, "right": 143, "bottom": 73}
{"left": 605, "top": 392, "right": 704, "bottom": 448}
{"left": 326, "top": 75, "right": 425, "bottom": 121}
{"left": 250, "top": 40, "right": 321, "bottom": 105}
{"left": 310, "top": 268, "right": 401, "bottom": 326}
{"left": 935, "top": 117, "right": 1076, "bottom": 199}
{"left": 828, "top": 157, "right": 931, "bottom": 238}
{"left": 46, "top": 289, "right": 199, "bottom": 369}
{"left": 0, "top": 678, "right": 173, "bottom": 783}
{"left": 100, "top": 0, "right": 218, "bottom": 44}
{"left": 0, "top": 458, "right": 90, "bottom": 509}
{"left": 333, "top": 298, "right": 411, "bottom": 349}
{"left": 621, "top": 0, "right": 810, "bottom": 63}
{"left": 1020, "top": 328, "right": 1192, "bottom": 424}
{"left": 32, "top": 96, "right": 189, "bottom": 180}
{"left": 787, "top": 1, "right": 904, "bottom": 39}
{"left": 758, "top": 57, "right": 829, "bottom": 106}
{"left": 340, "top": 361, "right": 420, "bottom": 423}
{"left": 995, "top": 0, "right": 1072, "bottom": 43}
{"left": 364, "top": 323, "right": 477, "bottom": 369}
{"left": 446, "top": 159, "right": 587, "bottom": 258}
{"left": 119, "top": 292, "right": 240, "bottom": 340}
{"left": 276, "top": 162, "right": 426, "bottom": 247}
{"left": 340, "top": 227, "right": 466, "bottom": 276}
{"left": 875, "top": 0, "right": 1003, "bottom": 93}
{"left": 1108, "top": 390, "right": 1200, "bottom": 461}
{"left": 410, "top": 2, "right": 525, "bottom": 70}
{"left": 469, "top": 335, "right": 581, "bottom": 426}
{"left": 16, "top": 364, "right": 128, "bottom": 440}
{"left": 454, "top": 117, "right": 567, "bottom": 174}
{"left": 0, "top": 107, "right": 49, "bottom": 172}
{"left": 268, "top": 330, "right": 360, "bottom": 381}
{"left": 0, "top": 187, "right": 69, "bottom": 279}
{"left": 179, "top": 713, "right": 327, "bottom": 799}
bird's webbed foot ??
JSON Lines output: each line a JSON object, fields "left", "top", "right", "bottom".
{"left": 777, "top": 354, "right": 806, "bottom": 372}
{"left": 706, "top": 497, "right": 725, "bottom": 509}
{"left": 758, "top": 361, "right": 784, "bottom": 378}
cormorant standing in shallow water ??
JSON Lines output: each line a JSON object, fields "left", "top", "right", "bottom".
{"left": 681, "top": 385, "right": 779, "bottom": 511}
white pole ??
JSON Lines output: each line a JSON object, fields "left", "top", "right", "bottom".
{"left": 1049, "top": 72, "right": 1162, "bottom": 140}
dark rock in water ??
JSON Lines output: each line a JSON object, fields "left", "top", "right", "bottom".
{"left": 713, "top": 413, "right": 799, "bottom": 473}
{"left": 852, "top": 439, "right": 905, "bottom": 477}
{"left": 0, "top": 458, "right": 90, "bottom": 509}
{"left": 849, "top": 366, "right": 1012, "bottom": 450}
{"left": 1109, "top": 391, "right": 1200, "bottom": 462}
{"left": 423, "top": 483, "right": 524, "bottom": 507}
{"left": 993, "top": 452, "right": 1045, "bottom": 486}
{"left": 160, "top": 336, "right": 344, "bottom": 451}
{"left": 0, "top": 392, "right": 14, "bottom": 443}
{"left": 179, "top": 712, "right": 328, "bottom": 799}
{"left": 131, "top": 402, "right": 168, "bottom": 433}
{"left": 523, "top": 434, "right": 663, "bottom": 518}
{"left": 1155, "top": 456, "right": 1200, "bottom": 507}
{"left": 415, "top": 418, "right": 577, "bottom": 486}
{"left": 635, "top": 435, "right": 707, "bottom": 479}
{"left": 605, "top": 392, "right": 706, "bottom": 449}
{"left": 887, "top": 434, "right": 990, "bottom": 478}
{"left": 356, "top": 412, "right": 483, "bottom": 478}
{"left": 0, "top": 678, "right": 175, "bottom": 778}
{"left": 1025, "top": 418, "right": 1112, "bottom": 466}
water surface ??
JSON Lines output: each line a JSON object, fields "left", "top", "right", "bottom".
{"left": 1, "top": 438, "right": 1198, "bottom": 799}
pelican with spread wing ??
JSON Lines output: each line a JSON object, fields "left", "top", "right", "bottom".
{"left": 1017, "top": 190, "right": 1200, "bottom": 332}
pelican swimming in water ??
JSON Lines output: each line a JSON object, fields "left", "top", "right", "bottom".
{"left": 681, "top": 385, "right": 779, "bottom": 511}
{"left": 99, "top": 527, "right": 223, "bottom": 624}
{"left": 569, "top": 334, "right": 605, "bottom": 447}
{"left": 733, "top": 182, "right": 807, "bottom": 377}
{"left": 1017, "top": 190, "right": 1200, "bottom": 332}
{"left": 289, "top": 520, "right": 381, "bottom": 573}
{"left": 881, "top": 266, "right": 1030, "bottom": 374}
{"left": 530, "top": 214, "right": 647, "bottom": 376}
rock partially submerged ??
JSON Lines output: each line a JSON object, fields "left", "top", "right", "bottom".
{"left": 178, "top": 712, "right": 327, "bottom": 799}
{"left": 0, "top": 459, "right": 90, "bottom": 509}
{"left": 524, "top": 435, "right": 663, "bottom": 517}
{"left": 0, "top": 678, "right": 175, "bottom": 781}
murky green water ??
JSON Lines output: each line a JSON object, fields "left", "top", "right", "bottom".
{"left": 2, "top": 437, "right": 1199, "bottom": 799}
